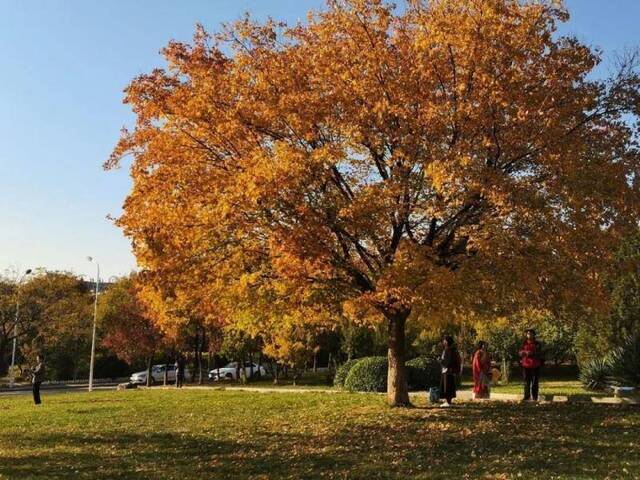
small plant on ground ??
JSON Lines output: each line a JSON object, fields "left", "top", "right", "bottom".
{"left": 580, "top": 358, "right": 613, "bottom": 391}
{"left": 580, "top": 334, "right": 640, "bottom": 390}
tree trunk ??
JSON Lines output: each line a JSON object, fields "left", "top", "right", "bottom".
{"left": 240, "top": 355, "right": 247, "bottom": 384}
{"left": 313, "top": 351, "right": 318, "bottom": 373}
{"left": 249, "top": 353, "right": 254, "bottom": 381}
{"left": 386, "top": 311, "right": 411, "bottom": 407}
{"left": 163, "top": 354, "right": 168, "bottom": 386}
{"left": 198, "top": 327, "right": 206, "bottom": 385}
{"left": 273, "top": 362, "right": 279, "bottom": 384}
{"left": 0, "top": 339, "right": 9, "bottom": 376}
{"left": 501, "top": 356, "right": 509, "bottom": 384}
{"left": 191, "top": 340, "right": 198, "bottom": 383}
{"left": 256, "top": 353, "right": 262, "bottom": 380}
{"left": 146, "top": 355, "right": 153, "bottom": 387}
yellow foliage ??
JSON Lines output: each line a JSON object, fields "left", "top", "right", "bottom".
{"left": 107, "top": 0, "right": 640, "bottom": 396}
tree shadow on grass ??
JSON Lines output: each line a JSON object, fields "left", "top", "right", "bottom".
{"left": 0, "top": 429, "right": 356, "bottom": 480}
{"left": 336, "top": 402, "right": 640, "bottom": 479}
{"left": 1, "top": 402, "right": 639, "bottom": 479}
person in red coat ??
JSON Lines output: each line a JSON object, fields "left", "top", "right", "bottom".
{"left": 472, "top": 341, "right": 491, "bottom": 399}
{"left": 519, "top": 329, "right": 543, "bottom": 401}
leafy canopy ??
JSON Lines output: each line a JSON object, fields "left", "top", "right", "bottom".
{"left": 108, "top": 0, "right": 640, "bottom": 369}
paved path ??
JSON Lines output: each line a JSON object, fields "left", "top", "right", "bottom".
{"left": 173, "top": 385, "right": 639, "bottom": 405}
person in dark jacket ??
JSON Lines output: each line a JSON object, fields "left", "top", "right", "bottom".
{"left": 519, "top": 329, "right": 543, "bottom": 401}
{"left": 30, "top": 353, "right": 46, "bottom": 405}
{"left": 439, "top": 336, "right": 460, "bottom": 407}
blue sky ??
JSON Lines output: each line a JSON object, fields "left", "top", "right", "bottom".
{"left": 0, "top": 0, "right": 638, "bottom": 281}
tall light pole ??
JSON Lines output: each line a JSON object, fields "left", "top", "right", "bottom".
{"left": 87, "top": 257, "right": 100, "bottom": 392}
{"left": 10, "top": 268, "right": 32, "bottom": 388}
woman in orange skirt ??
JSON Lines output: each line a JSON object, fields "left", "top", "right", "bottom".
{"left": 472, "top": 341, "right": 491, "bottom": 399}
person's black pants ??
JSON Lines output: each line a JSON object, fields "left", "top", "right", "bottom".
{"left": 523, "top": 367, "right": 540, "bottom": 400}
{"left": 32, "top": 382, "right": 42, "bottom": 405}
{"left": 440, "top": 373, "right": 457, "bottom": 404}
{"left": 176, "top": 375, "right": 184, "bottom": 388}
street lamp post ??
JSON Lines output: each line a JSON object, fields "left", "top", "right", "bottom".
{"left": 9, "top": 268, "right": 32, "bottom": 388}
{"left": 87, "top": 257, "right": 100, "bottom": 392}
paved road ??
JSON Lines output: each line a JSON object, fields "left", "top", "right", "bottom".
{"left": 0, "top": 383, "right": 117, "bottom": 396}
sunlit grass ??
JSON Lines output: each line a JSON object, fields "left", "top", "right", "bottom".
{"left": 1, "top": 389, "right": 638, "bottom": 479}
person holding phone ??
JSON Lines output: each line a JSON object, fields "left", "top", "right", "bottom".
{"left": 29, "top": 353, "right": 46, "bottom": 405}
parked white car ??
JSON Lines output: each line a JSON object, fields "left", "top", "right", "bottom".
{"left": 130, "top": 364, "right": 190, "bottom": 385}
{"left": 208, "top": 362, "right": 266, "bottom": 381}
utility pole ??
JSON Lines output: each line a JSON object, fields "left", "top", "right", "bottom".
{"left": 87, "top": 257, "right": 100, "bottom": 392}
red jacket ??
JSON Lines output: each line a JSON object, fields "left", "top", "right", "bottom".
{"left": 519, "top": 340, "right": 542, "bottom": 369}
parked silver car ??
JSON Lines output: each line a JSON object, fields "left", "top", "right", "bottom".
{"left": 130, "top": 364, "right": 190, "bottom": 385}
{"left": 208, "top": 362, "right": 266, "bottom": 381}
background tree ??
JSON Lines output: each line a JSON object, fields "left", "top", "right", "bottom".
{"left": 19, "top": 272, "right": 93, "bottom": 380}
{"left": 260, "top": 319, "right": 322, "bottom": 385}
{"left": 340, "top": 319, "right": 380, "bottom": 362}
{"left": 0, "top": 279, "right": 20, "bottom": 376}
{"left": 218, "top": 326, "right": 261, "bottom": 383}
{"left": 474, "top": 317, "right": 520, "bottom": 383}
{"left": 576, "top": 231, "right": 640, "bottom": 364}
{"left": 609, "top": 232, "right": 640, "bottom": 339}
{"left": 522, "top": 309, "right": 576, "bottom": 367}
{"left": 99, "top": 275, "right": 165, "bottom": 386}
{"left": 108, "top": 0, "right": 640, "bottom": 405}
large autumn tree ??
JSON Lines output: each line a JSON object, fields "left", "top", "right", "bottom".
{"left": 108, "top": 0, "right": 640, "bottom": 405}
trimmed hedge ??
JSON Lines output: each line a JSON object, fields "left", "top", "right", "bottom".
{"left": 344, "top": 356, "right": 388, "bottom": 392}
{"left": 406, "top": 356, "right": 441, "bottom": 391}
{"left": 334, "top": 359, "right": 362, "bottom": 388}
{"left": 337, "top": 356, "right": 441, "bottom": 392}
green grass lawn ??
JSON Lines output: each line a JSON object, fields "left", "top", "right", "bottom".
{"left": 489, "top": 381, "right": 606, "bottom": 398}
{"left": 1, "top": 389, "right": 639, "bottom": 479}
{"left": 457, "top": 380, "right": 608, "bottom": 399}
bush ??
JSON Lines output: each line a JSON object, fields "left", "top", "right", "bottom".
{"left": 607, "top": 334, "right": 640, "bottom": 387}
{"left": 334, "top": 359, "right": 362, "bottom": 388}
{"left": 580, "top": 358, "right": 612, "bottom": 391}
{"left": 344, "top": 356, "right": 388, "bottom": 392}
{"left": 580, "top": 334, "right": 640, "bottom": 391}
{"left": 406, "top": 356, "right": 440, "bottom": 391}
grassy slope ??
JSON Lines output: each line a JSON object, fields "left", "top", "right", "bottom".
{"left": 1, "top": 390, "right": 639, "bottom": 480}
